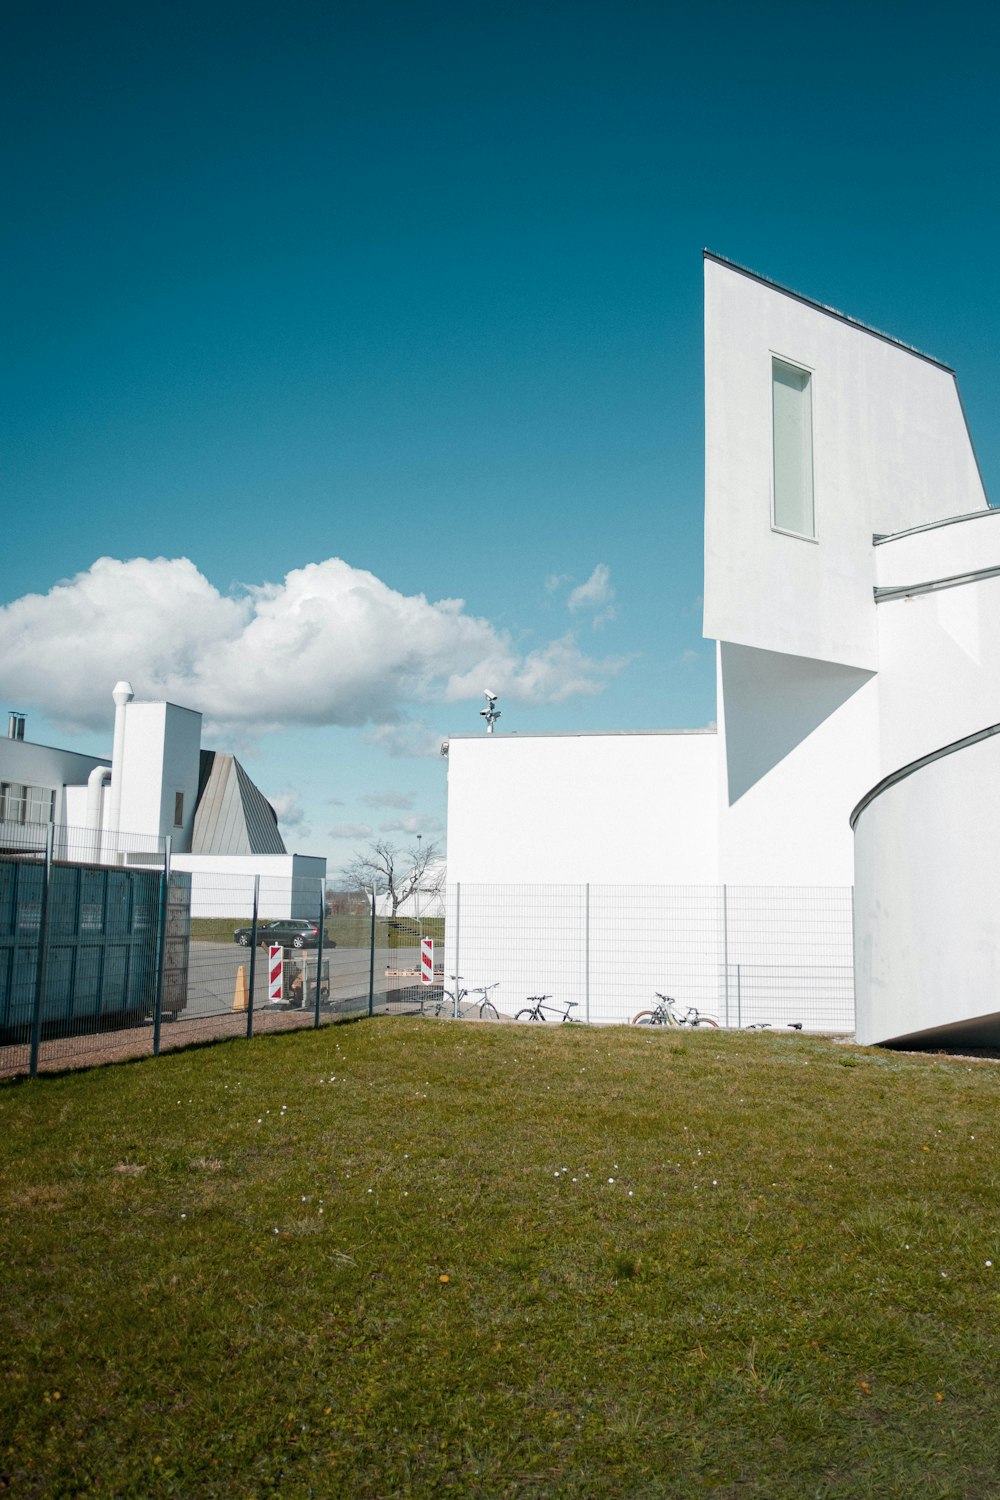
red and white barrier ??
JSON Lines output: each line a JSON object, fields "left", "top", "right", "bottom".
{"left": 269, "top": 945, "right": 283, "bottom": 1004}
{"left": 420, "top": 936, "right": 434, "bottom": 985}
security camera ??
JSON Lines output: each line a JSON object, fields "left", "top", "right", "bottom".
{"left": 483, "top": 689, "right": 497, "bottom": 701}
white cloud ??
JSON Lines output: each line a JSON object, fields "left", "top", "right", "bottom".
{"left": 268, "top": 790, "right": 309, "bottom": 839}
{"left": 379, "top": 814, "right": 444, "bottom": 835}
{"left": 0, "top": 555, "right": 626, "bottom": 734}
{"left": 567, "top": 564, "right": 617, "bottom": 627}
{"left": 362, "top": 790, "right": 415, "bottom": 810}
{"left": 328, "top": 822, "right": 374, "bottom": 840}
{"left": 367, "top": 722, "right": 446, "bottom": 759}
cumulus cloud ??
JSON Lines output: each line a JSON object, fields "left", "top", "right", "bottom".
{"left": 0, "top": 555, "right": 626, "bottom": 734}
{"left": 328, "top": 822, "right": 374, "bottom": 840}
{"left": 367, "top": 722, "right": 447, "bottom": 759}
{"left": 567, "top": 564, "right": 617, "bottom": 626}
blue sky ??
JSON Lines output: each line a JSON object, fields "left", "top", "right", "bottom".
{"left": 3, "top": 0, "right": 998, "bottom": 872}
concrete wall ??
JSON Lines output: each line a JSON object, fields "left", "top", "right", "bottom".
{"left": 445, "top": 731, "right": 719, "bottom": 885}
{"left": 116, "top": 701, "right": 202, "bottom": 849}
{"left": 170, "top": 853, "right": 327, "bottom": 919}
{"left": 854, "top": 728, "right": 1000, "bottom": 1047}
{"left": 703, "top": 254, "right": 986, "bottom": 672}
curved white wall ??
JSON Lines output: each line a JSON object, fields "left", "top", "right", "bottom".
{"left": 875, "top": 508, "right": 1000, "bottom": 590}
{"left": 854, "top": 727, "right": 1000, "bottom": 1047}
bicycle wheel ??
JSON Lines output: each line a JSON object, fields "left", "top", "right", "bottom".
{"left": 515, "top": 1008, "right": 538, "bottom": 1022}
{"left": 631, "top": 1011, "right": 658, "bottom": 1025}
{"left": 479, "top": 1003, "right": 499, "bottom": 1022}
{"left": 692, "top": 1015, "right": 720, "bottom": 1028}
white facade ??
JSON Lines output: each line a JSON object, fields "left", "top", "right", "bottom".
{"left": 445, "top": 732, "right": 718, "bottom": 885}
{"left": 116, "top": 701, "right": 202, "bottom": 849}
{"left": 0, "top": 686, "right": 326, "bottom": 913}
{"left": 170, "top": 853, "right": 328, "bottom": 920}
{"left": 444, "top": 253, "right": 1000, "bottom": 1045}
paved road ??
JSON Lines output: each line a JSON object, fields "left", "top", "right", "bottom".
{"left": 180, "top": 940, "right": 428, "bottom": 1019}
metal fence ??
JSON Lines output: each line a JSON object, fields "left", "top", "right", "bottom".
{"left": 0, "top": 823, "right": 447, "bottom": 1078}
{"left": 0, "top": 841, "right": 856, "bottom": 1078}
{"left": 444, "top": 883, "right": 855, "bottom": 1031}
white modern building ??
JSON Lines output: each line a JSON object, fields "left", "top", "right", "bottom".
{"left": 444, "top": 253, "right": 1000, "bottom": 1047}
{"left": 0, "top": 686, "right": 325, "bottom": 918}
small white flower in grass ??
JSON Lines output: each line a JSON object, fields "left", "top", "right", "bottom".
{"left": 181, "top": 1213, "right": 187, "bottom": 1219}
{"left": 572, "top": 1177, "right": 577, "bottom": 1183}
{"left": 986, "top": 1260, "right": 993, "bottom": 1268}
{"left": 628, "top": 1190, "right": 634, "bottom": 1198}
{"left": 712, "top": 1180, "right": 718, "bottom": 1187}
{"left": 608, "top": 1178, "right": 615, "bottom": 1184}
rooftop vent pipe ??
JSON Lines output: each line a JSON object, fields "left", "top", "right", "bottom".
{"left": 108, "top": 681, "right": 134, "bottom": 834}
{"left": 7, "top": 712, "right": 25, "bottom": 741}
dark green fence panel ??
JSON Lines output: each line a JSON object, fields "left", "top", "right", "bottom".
{"left": 0, "top": 859, "right": 162, "bottom": 1042}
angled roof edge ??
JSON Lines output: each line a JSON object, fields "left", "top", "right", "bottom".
{"left": 703, "top": 249, "right": 953, "bottom": 372}
{"left": 703, "top": 250, "right": 990, "bottom": 506}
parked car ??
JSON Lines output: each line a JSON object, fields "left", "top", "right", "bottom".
{"left": 232, "top": 919, "right": 333, "bottom": 950}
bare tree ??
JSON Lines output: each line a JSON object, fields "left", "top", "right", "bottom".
{"left": 343, "top": 838, "right": 443, "bottom": 917}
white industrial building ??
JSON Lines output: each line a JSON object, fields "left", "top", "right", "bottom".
{"left": 444, "top": 253, "right": 1000, "bottom": 1048}
{"left": 1, "top": 684, "right": 325, "bottom": 918}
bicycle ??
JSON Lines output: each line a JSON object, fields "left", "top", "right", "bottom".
{"left": 514, "top": 995, "right": 580, "bottom": 1023}
{"left": 630, "top": 993, "right": 719, "bottom": 1028}
{"left": 432, "top": 976, "right": 502, "bottom": 1021}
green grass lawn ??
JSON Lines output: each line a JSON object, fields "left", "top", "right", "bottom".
{"left": 2, "top": 1021, "right": 1000, "bottom": 1498}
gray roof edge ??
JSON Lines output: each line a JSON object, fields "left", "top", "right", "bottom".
{"left": 703, "top": 250, "right": 954, "bottom": 372}
{"left": 444, "top": 727, "right": 717, "bottom": 741}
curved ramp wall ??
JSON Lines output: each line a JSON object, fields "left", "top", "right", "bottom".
{"left": 853, "top": 725, "right": 1000, "bottom": 1048}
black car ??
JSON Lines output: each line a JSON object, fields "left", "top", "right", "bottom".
{"left": 233, "top": 919, "right": 333, "bottom": 950}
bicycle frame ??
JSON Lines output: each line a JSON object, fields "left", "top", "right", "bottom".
{"left": 517, "top": 995, "right": 578, "bottom": 1023}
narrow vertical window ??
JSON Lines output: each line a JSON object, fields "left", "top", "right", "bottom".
{"left": 772, "top": 358, "right": 814, "bottom": 538}
{"left": 174, "top": 792, "right": 184, "bottom": 826}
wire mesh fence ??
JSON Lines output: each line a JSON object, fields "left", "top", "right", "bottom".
{"left": 445, "top": 882, "right": 855, "bottom": 1031}
{"left": 1, "top": 846, "right": 856, "bottom": 1079}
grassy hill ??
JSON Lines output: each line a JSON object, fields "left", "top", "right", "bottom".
{"left": 2, "top": 1019, "right": 999, "bottom": 1497}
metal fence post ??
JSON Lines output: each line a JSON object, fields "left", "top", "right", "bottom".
{"left": 584, "top": 883, "right": 590, "bottom": 1025}
{"left": 313, "top": 878, "right": 325, "bottom": 1028}
{"left": 152, "top": 835, "right": 171, "bottom": 1058}
{"left": 246, "top": 875, "right": 260, "bottom": 1039}
{"left": 453, "top": 882, "right": 461, "bottom": 1019}
{"left": 722, "top": 883, "right": 730, "bottom": 1029}
{"left": 367, "top": 886, "right": 376, "bottom": 1017}
{"left": 28, "top": 823, "right": 55, "bottom": 1078}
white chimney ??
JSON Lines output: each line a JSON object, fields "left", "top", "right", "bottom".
{"left": 108, "top": 680, "right": 134, "bottom": 833}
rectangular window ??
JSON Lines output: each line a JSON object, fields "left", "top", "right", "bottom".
{"left": 174, "top": 792, "right": 184, "bottom": 827}
{"left": 0, "top": 783, "right": 54, "bottom": 824}
{"left": 772, "top": 357, "right": 815, "bottom": 538}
